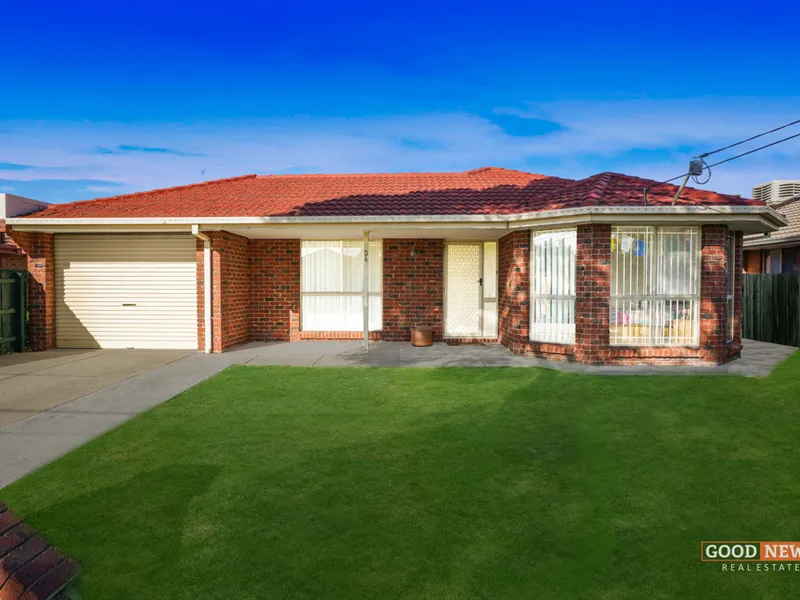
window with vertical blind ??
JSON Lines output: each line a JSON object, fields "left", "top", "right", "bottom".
{"left": 610, "top": 226, "right": 700, "bottom": 346}
{"left": 301, "top": 240, "right": 383, "bottom": 331}
{"left": 530, "top": 228, "right": 576, "bottom": 344}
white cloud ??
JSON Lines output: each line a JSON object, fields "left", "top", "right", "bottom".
{"left": 0, "top": 97, "right": 798, "bottom": 201}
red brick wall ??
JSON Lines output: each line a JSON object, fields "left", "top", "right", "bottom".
{"left": 4, "top": 226, "right": 56, "bottom": 350}
{"left": 498, "top": 231, "right": 528, "bottom": 352}
{"left": 382, "top": 239, "right": 444, "bottom": 341}
{"left": 743, "top": 249, "right": 762, "bottom": 273}
{"left": 699, "top": 225, "right": 728, "bottom": 364}
{"left": 249, "top": 239, "right": 301, "bottom": 342}
{"left": 208, "top": 231, "right": 249, "bottom": 352}
{"left": 575, "top": 224, "right": 611, "bottom": 364}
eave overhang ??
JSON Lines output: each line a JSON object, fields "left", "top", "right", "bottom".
{"left": 6, "top": 204, "right": 786, "bottom": 237}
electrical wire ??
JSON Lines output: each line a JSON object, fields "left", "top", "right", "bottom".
{"left": 697, "top": 118, "right": 800, "bottom": 159}
{"left": 703, "top": 130, "right": 800, "bottom": 168}
{"left": 643, "top": 128, "right": 800, "bottom": 203}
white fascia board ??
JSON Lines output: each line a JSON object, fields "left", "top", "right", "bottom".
{"left": 5, "top": 204, "right": 786, "bottom": 232}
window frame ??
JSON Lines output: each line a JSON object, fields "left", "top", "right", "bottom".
{"left": 300, "top": 240, "right": 383, "bottom": 332}
{"left": 529, "top": 227, "right": 577, "bottom": 344}
{"left": 610, "top": 226, "right": 701, "bottom": 347}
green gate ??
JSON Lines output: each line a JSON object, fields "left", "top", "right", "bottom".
{"left": 0, "top": 269, "right": 27, "bottom": 353}
{"left": 742, "top": 273, "right": 800, "bottom": 347}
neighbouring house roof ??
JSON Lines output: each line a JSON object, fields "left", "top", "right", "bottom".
{"left": 744, "top": 194, "right": 800, "bottom": 248}
{"left": 16, "top": 167, "right": 763, "bottom": 220}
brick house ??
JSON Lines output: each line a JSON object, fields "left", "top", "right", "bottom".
{"left": 0, "top": 168, "right": 786, "bottom": 365}
{"left": 743, "top": 193, "right": 800, "bottom": 274}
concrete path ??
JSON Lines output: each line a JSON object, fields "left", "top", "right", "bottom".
{"left": 0, "top": 349, "right": 193, "bottom": 428}
{"left": 0, "top": 339, "right": 795, "bottom": 489}
{"left": 242, "top": 339, "right": 797, "bottom": 376}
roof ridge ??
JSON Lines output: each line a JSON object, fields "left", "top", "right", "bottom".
{"left": 254, "top": 167, "right": 541, "bottom": 179}
{"left": 587, "top": 172, "right": 615, "bottom": 204}
{"left": 772, "top": 193, "right": 800, "bottom": 209}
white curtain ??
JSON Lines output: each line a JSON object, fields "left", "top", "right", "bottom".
{"left": 301, "top": 241, "right": 382, "bottom": 331}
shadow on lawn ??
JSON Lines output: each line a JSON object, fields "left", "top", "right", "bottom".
{"left": 25, "top": 465, "right": 220, "bottom": 594}
{"left": 205, "top": 365, "right": 797, "bottom": 599}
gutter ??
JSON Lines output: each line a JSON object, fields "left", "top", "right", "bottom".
{"left": 742, "top": 235, "right": 800, "bottom": 250}
{"left": 192, "top": 225, "right": 213, "bottom": 354}
{"left": 4, "top": 204, "right": 788, "bottom": 229}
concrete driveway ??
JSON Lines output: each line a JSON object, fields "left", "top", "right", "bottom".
{"left": 0, "top": 349, "right": 194, "bottom": 428}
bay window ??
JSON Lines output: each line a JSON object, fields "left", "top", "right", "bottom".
{"left": 530, "top": 228, "right": 576, "bottom": 344}
{"left": 610, "top": 226, "right": 700, "bottom": 346}
{"left": 301, "top": 240, "right": 383, "bottom": 331}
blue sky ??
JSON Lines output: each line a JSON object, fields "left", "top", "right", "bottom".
{"left": 1, "top": 0, "right": 798, "bottom": 203}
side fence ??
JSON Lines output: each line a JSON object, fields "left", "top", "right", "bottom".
{"left": 0, "top": 269, "right": 27, "bottom": 353}
{"left": 742, "top": 273, "right": 800, "bottom": 347}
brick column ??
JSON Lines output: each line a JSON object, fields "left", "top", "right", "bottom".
{"left": 249, "top": 239, "right": 301, "bottom": 343}
{"left": 699, "top": 225, "right": 728, "bottom": 364}
{"left": 382, "top": 239, "right": 444, "bottom": 341}
{"left": 207, "top": 231, "right": 250, "bottom": 352}
{"left": 498, "top": 231, "right": 530, "bottom": 353}
{"left": 5, "top": 228, "right": 56, "bottom": 350}
{"left": 574, "top": 224, "right": 611, "bottom": 364}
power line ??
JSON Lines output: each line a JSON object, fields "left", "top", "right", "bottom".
{"left": 697, "top": 118, "right": 800, "bottom": 159}
{"left": 704, "top": 130, "right": 800, "bottom": 168}
{"left": 643, "top": 127, "right": 800, "bottom": 203}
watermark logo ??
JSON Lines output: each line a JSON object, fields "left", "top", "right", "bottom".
{"left": 702, "top": 542, "right": 800, "bottom": 572}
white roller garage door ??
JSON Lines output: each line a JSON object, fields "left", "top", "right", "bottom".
{"left": 56, "top": 234, "right": 198, "bottom": 349}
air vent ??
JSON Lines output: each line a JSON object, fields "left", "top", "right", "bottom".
{"left": 752, "top": 180, "right": 800, "bottom": 203}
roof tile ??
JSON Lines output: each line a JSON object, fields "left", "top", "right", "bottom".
{"left": 20, "top": 168, "right": 761, "bottom": 220}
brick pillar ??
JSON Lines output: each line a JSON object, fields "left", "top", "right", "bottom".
{"left": 574, "top": 224, "right": 611, "bottom": 364}
{"left": 249, "top": 239, "right": 301, "bottom": 343}
{"left": 5, "top": 229, "right": 56, "bottom": 350}
{"left": 700, "top": 225, "right": 728, "bottom": 364}
{"left": 207, "top": 231, "right": 250, "bottom": 352}
{"left": 498, "top": 231, "right": 530, "bottom": 353}
{"left": 382, "top": 239, "right": 444, "bottom": 341}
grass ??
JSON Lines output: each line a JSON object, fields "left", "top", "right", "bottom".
{"left": 3, "top": 357, "right": 800, "bottom": 599}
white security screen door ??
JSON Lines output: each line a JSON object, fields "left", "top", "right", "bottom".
{"left": 445, "top": 242, "right": 497, "bottom": 337}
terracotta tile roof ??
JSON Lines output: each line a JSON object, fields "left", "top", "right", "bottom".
{"left": 19, "top": 167, "right": 762, "bottom": 219}
{"left": 744, "top": 194, "right": 800, "bottom": 246}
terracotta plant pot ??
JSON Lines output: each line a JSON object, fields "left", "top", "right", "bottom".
{"left": 410, "top": 326, "right": 433, "bottom": 347}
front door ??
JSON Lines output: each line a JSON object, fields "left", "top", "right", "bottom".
{"left": 444, "top": 242, "right": 497, "bottom": 337}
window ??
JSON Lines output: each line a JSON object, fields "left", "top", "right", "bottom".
{"left": 610, "top": 226, "right": 700, "bottom": 346}
{"left": 530, "top": 228, "right": 576, "bottom": 344}
{"left": 767, "top": 249, "right": 782, "bottom": 273}
{"left": 301, "top": 240, "right": 383, "bottom": 331}
{"left": 726, "top": 232, "right": 736, "bottom": 342}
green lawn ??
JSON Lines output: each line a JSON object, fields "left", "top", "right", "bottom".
{"left": 3, "top": 358, "right": 800, "bottom": 599}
